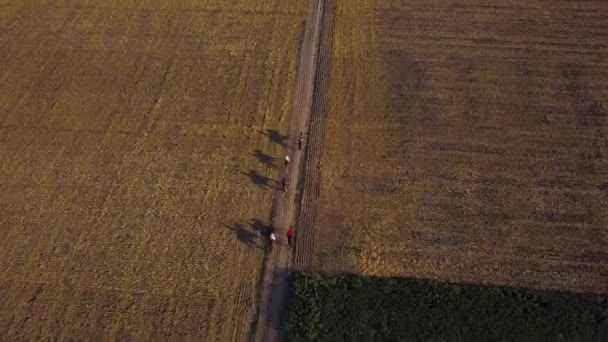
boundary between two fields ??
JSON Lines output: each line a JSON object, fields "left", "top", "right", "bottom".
{"left": 252, "top": 0, "right": 327, "bottom": 341}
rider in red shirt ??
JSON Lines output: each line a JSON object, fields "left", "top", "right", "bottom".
{"left": 286, "top": 226, "right": 294, "bottom": 247}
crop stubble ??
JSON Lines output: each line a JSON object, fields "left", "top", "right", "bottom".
{"left": 302, "top": 0, "right": 608, "bottom": 293}
{"left": 0, "top": 1, "right": 306, "bottom": 340}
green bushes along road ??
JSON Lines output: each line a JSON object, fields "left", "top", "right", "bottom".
{"left": 287, "top": 272, "right": 608, "bottom": 342}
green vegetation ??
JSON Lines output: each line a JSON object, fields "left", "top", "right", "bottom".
{"left": 287, "top": 272, "right": 608, "bottom": 342}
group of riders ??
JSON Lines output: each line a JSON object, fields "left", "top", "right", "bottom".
{"left": 266, "top": 132, "right": 303, "bottom": 252}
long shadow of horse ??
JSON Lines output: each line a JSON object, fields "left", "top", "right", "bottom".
{"left": 263, "top": 129, "right": 288, "bottom": 147}
{"left": 251, "top": 149, "right": 276, "bottom": 168}
{"left": 224, "top": 224, "right": 259, "bottom": 249}
{"left": 224, "top": 219, "right": 275, "bottom": 250}
{"left": 250, "top": 218, "right": 274, "bottom": 238}
{"left": 244, "top": 169, "right": 272, "bottom": 190}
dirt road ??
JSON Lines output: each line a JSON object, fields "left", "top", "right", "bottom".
{"left": 253, "top": 0, "right": 326, "bottom": 341}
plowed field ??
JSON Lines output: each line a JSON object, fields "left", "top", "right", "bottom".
{"left": 0, "top": 1, "right": 305, "bottom": 340}
{"left": 296, "top": 0, "right": 608, "bottom": 293}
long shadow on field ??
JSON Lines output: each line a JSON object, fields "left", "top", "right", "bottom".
{"left": 244, "top": 169, "right": 272, "bottom": 190}
{"left": 251, "top": 149, "right": 276, "bottom": 168}
{"left": 263, "top": 129, "right": 288, "bottom": 147}
{"left": 224, "top": 224, "right": 259, "bottom": 249}
{"left": 257, "top": 267, "right": 291, "bottom": 341}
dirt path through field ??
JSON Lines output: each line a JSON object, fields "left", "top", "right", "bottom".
{"left": 253, "top": 0, "right": 325, "bottom": 341}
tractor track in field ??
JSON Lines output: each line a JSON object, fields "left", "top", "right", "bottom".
{"left": 293, "top": 0, "right": 334, "bottom": 271}
{"left": 252, "top": 0, "right": 330, "bottom": 341}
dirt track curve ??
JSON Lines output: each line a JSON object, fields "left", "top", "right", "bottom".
{"left": 253, "top": 0, "right": 326, "bottom": 341}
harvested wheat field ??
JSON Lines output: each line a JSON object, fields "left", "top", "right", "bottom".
{"left": 0, "top": 1, "right": 306, "bottom": 340}
{"left": 296, "top": 0, "right": 608, "bottom": 294}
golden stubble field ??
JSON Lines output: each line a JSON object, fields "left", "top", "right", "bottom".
{"left": 0, "top": 1, "right": 306, "bottom": 340}
{"left": 300, "top": 0, "right": 608, "bottom": 293}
